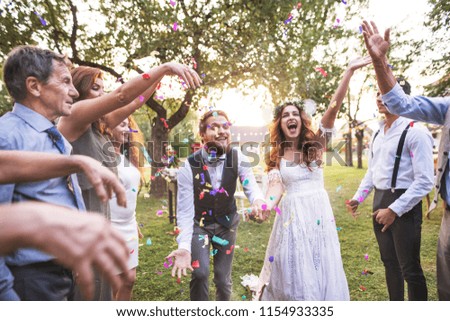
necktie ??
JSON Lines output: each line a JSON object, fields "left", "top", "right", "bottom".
{"left": 45, "top": 126, "right": 86, "bottom": 211}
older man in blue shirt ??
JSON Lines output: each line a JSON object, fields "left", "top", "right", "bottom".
{"left": 361, "top": 20, "right": 450, "bottom": 300}
{"left": 0, "top": 45, "right": 82, "bottom": 300}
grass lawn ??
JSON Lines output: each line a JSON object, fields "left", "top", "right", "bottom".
{"left": 133, "top": 161, "right": 442, "bottom": 301}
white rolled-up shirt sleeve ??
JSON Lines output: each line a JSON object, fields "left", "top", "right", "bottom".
{"left": 237, "top": 149, "right": 265, "bottom": 203}
{"left": 175, "top": 160, "right": 195, "bottom": 252}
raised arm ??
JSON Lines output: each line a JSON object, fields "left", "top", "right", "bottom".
{"left": 103, "top": 76, "right": 163, "bottom": 130}
{"left": 0, "top": 151, "right": 126, "bottom": 207}
{"left": 320, "top": 56, "right": 372, "bottom": 133}
{"left": 361, "top": 20, "right": 397, "bottom": 94}
{"left": 0, "top": 202, "right": 131, "bottom": 300}
{"left": 58, "top": 62, "right": 202, "bottom": 142}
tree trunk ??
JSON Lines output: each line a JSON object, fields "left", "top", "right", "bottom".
{"left": 355, "top": 129, "right": 364, "bottom": 169}
{"left": 345, "top": 129, "right": 353, "bottom": 167}
{"left": 149, "top": 117, "right": 169, "bottom": 197}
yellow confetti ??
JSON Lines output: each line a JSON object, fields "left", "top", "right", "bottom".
{"left": 330, "top": 101, "right": 337, "bottom": 108}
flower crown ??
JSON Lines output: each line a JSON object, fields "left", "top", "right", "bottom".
{"left": 273, "top": 99, "right": 305, "bottom": 119}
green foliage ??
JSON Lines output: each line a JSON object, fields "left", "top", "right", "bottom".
{"left": 135, "top": 162, "right": 440, "bottom": 301}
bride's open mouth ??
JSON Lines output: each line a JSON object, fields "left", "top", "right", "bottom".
{"left": 287, "top": 122, "right": 298, "bottom": 134}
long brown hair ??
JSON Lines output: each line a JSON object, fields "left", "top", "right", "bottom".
{"left": 127, "top": 116, "right": 146, "bottom": 181}
{"left": 266, "top": 101, "right": 318, "bottom": 172}
{"left": 70, "top": 66, "right": 109, "bottom": 135}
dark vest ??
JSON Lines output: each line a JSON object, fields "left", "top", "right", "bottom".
{"left": 188, "top": 148, "right": 238, "bottom": 228}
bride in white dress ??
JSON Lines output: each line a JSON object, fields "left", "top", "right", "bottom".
{"left": 257, "top": 56, "right": 371, "bottom": 300}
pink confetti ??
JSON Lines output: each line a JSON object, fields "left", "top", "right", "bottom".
{"left": 142, "top": 73, "right": 151, "bottom": 80}
{"left": 191, "top": 57, "right": 197, "bottom": 69}
{"left": 160, "top": 118, "right": 169, "bottom": 129}
{"left": 315, "top": 67, "right": 328, "bottom": 77}
{"left": 226, "top": 245, "right": 235, "bottom": 255}
{"left": 139, "top": 95, "right": 144, "bottom": 102}
{"left": 410, "top": 151, "right": 414, "bottom": 158}
{"left": 274, "top": 206, "right": 281, "bottom": 215}
{"left": 364, "top": 253, "right": 369, "bottom": 261}
{"left": 172, "top": 22, "right": 178, "bottom": 31}
{"left": 156, "top": 210, "right": 164, "bottom": 216}
{"left": 163, "top": 257, "right": 173, "bottom": 269}
{"left": 169, "top": 0, "right": 176, "bottom": 6}
{"left": 261, "top": 204, "right": 267, "bottom": 211}
{"left": 192, "top": 260, "right": 200, "bottom": 269}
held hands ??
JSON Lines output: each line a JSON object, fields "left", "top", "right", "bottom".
{"left": 166, "top": 249, "right": 193, "bottom": 279}
{"left": 361, "top": 20, "right": 391, "bottom": 62}
{"left": 165, "top": 62, "right": 202, "bottom": 89}
{"left": 250, "top": 199, "right": 270, "bottom": 223}
{"left": 373, "top": 208, "right": 397, "bottom": 232}
{"left": 345, "top": 199, "right": 360, "bottom": 219}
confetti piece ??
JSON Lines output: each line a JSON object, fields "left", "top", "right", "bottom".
{"left": 212, "top": 235, "right": 229, "bottom": 246}
{"left": 357, "top": 196, "right": 364, "bottom": 203}
{"left": 191, "top": 260, "right": 200, "bottom": 269}
{"left": 132, "top": 188, "right": 136, "bottom": 192}
{"left": 142, "top": 73, "right": 151, "bottom": 79}
{"left": 317, "top": 219, "right": 320, "bottom": 225}
{"left": 212, "top": 111, "right": 218, "bottom": 117}
{"left": 116, "top": 77, "right": 123, "bottom": 83}
{"left": 191, "top": 57, "right": 197, "bottom": 69}
{"left": 364, "top": 253, "right": 369, "bottom": 261}
{"left": 226, "top": 245, "right": 235, "bottom": 255}
{"left": 199, "top": 217, "right": 205, "bottom": 227}
{"left": 336, "top": 185, "right": 342, "bottom": 192}
{"left": 163, "top": 257, "right": 173, "bottom": 269}
{"left": 242, "top": 179, "right": 249, "bottom": 186}
{"left": 241, "top": 295, "right": 247, "bottom": 300}
{"left": 33, "top": 11, "right": 47, "bottom": 26}
{"left": 269, "top": 256, "right": 274, "bottom": 262}
{"left": 210, "top": 249, "right": 218, "bottom": 256}
{"left": 176, "top": 277, "right": 181, "bottom": 284}
{"left": 336, "top": 227, "right": 342, "bottom": 231}
{"left": 146, "top": 238, "right": 152, "bottom": 246}
{"left": 201, "top": 73, "right": 206, "bottom": 78}
{"left": 297, "top": 3, "right": 302, "bottom": 9}
{"left": 342, "top": 0, "right": 347, "bottom": 4}
{"left": 361, "top": 269, "right": 374, "bottom": 276}
{"left": 244, "top": 247, "right": 249, "bottom": 252}
{"left": 130, "top": 249, "right": 135, "bottom": 254}
{"left": 410, "top": 151, "right": 414, "bottom": 158}
{"left": 261, "top": 204, "right": 267, "bottom": 211}
{"left": 284, "top": 14, "right": 294, "bottom": 25}
{"left": 172, "top": 22, "right": 178, "bottom": 31}
{"left": 333, "top": 18, "right": 341, "bottom": 29}
{"left": 160, "top": 118, "right": 169, "bottom": 129}
{"left": 410, "top": 121, "right": 414, "bottom": 127}
{"left": 200, "top": 173, "right": 205, "bottom": 185}
{"left": 274, "top": 206, "right": 281, "bottom": 215}
{"left": 359, "top": 285, "right": 367, "bottom": 291}
{"left": 199, "top": 191, "right": 205, "bottom": 200}
{"left": 330, "top": 101, "right": 337, "bottom": 108}
{"left": 169, "top": 0, "right": 176, "bottom": 6}
{"left": 359, "top": 26, "right": 363, "bottom": 34}
{"left": 156, "top": 270, "right": 163, "bottom": 275}
{"left": 156, "top": 210, "right": 164, "bottom": 216}
{"left": 203, "top": 165, "right": 208, "bottom": 170}
{"left": 315, "top": 67, "right": 328, "bottom": 77}
{"left": 269, "top": 196, "right": 274, "bottom": 200}
{"left": 387, "top": 64, "right": 394, "bottom": 69}
{"left": 139, "top": 95, "right": 144, "bottom": 102}
{"left": 129, "top": 129, "right": 138, "bottom": 133}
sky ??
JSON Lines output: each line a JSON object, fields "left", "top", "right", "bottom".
{"left": 220, "top": 0, "right": 437, "bottom": 128}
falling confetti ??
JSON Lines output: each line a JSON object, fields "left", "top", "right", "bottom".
{"left": 200, "top": 173, "right": 205, "bottom": 185}
{"left": 359, "top": 285, "right": 367, "bottom": 291}
{"left": 142, "top": 73, "right": 151, "bottom": 80}
{"left": 172, "top": 22, "right": 178, "bottom": 31}
{"left": 160, "top": 118, "right": 169, "bottom": 129}
{"left": 342, "top": 0, "right": 347, "bottom": 4}
{"left": 191, "top": 57, "right": 197, "bottom": 69}
{"left": 242, "top": 179, "right": 249, "bottom": 186}
{"left": 269, "top": 256, "right": 274, "bottom": 263}
{"left": 169, "top": 0, "right": 176, "bottom": 6}
{"left": 359, "top": 25, "right": 363, "bottom": 34}
{"left": 387, "top": 64, "right": 394, "bottom": 69}
{"left": 212, "top": 235, "right": 229, "bottom": 246}
{"left": 226, "top": 245, "right": 235, "bottom": 255}
{"left": 33, "top": 11, "right": 47, "bottom": 26}
{"left": 410, "top": 151, "right": 414, "bottom": 158}
{"left": 244, "top": 247, "right": 249, "bottom": 252}
{"left": 210, "top": 249, "right": 218, "bottom": 256}
{"left": 315, "top": 67, "right": 328, "bottom": 77}
{"left": 261, "top": 204, "right": 267, "bottom": 211}
{"left": 364, "top": 253, "right": 369, "bottom": 261}
{"left": 156, "top": 210, "right": 164, "bottom": 216}
{"left": 130, "top": 249, "right": 135, "bottom": 254}
{"left": 146, "top": 238, "right": 152, "bottom": 246}
{"left": 212, "top": 111, "right": 218, "bottom": 117}
{"left": 317, "top": 219, "right": 320, "bottom": 225}
{"left": 336, "top": 227, "right": 342, "bottom": 231}
{"left": 163, "top": 257, "right": 173, "bottom": 269}
{"left": 241, "top": 295, "right": 247, "bottom": 300}
{"left": 336, "top": 185, "right": 342, "bottom": 192}
{"left": 192, "top": 260, "right": 200, "bottom": 269}
{"left": 139, "top": 95, "right": 145, "bottom": 102}
{"left": 269, "top": 196, "right": 275, "bottom": 201}
{"left": 333, "top": 18, "right": 341, "bottom": 29}
{"left": 274, "top": 206, "right": 281, "bottom": 215}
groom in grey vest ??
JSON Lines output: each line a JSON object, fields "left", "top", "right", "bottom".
{"left": 362, "top": 20, "right": 450, "bottom": 300}
{"left": 167, "top": 110, "right": 265, "bottom": 300}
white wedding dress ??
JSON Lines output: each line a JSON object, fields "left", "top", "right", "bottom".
{"left": 258, "top": 159, "right": 350, "bottom": 300}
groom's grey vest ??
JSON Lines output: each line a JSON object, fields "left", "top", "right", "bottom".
{"left": 429, "top": 106, "right": 450, "bottom": 213}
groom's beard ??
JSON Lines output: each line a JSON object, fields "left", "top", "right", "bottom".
{"left": 203, "top": 140, "right": 228, "bottom": 157}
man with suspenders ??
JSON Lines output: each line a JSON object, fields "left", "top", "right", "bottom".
{"left": 360, "top": 20, "right": 450, "bottom": 301}
{"left": 347, "top": 79, "right": 434, "bottom": 300}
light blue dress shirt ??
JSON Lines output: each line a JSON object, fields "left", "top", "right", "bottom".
{"left": 0, "top": 103, "right": 84, "bottom": 300}
{"left": 383, "top": 83, "right": 450, "bottom": 204}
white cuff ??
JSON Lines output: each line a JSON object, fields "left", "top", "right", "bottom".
{"left": 319, "top": 122, "right": 336, "bottom": 137}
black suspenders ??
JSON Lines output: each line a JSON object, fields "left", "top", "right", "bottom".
{"left": 371, "top": 122, "right": 413, "bottom": 192}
